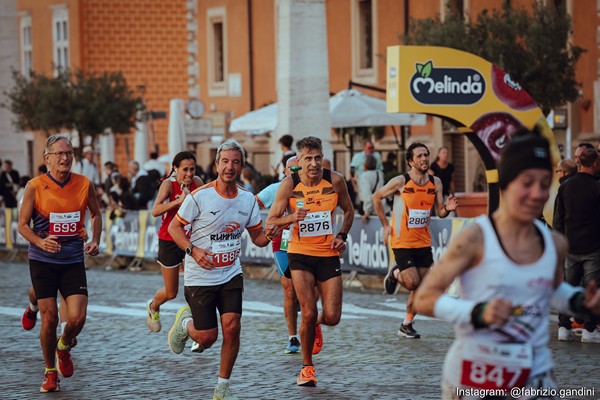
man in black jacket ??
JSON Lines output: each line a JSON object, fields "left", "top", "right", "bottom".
{"left": 0, "top": 160, "right": 21, "bottom": 208}
{"left": 553, "top": 147, "right": 600, "bottom": 343}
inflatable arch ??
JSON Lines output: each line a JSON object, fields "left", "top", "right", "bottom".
{"left": 386, "top": 46, "right": 560, "bottom": 222}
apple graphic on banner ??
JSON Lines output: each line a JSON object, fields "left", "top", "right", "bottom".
{"left": 471, "top": 112, "right": 524, "bottom": 162}
{"left": 491, "top": 65, "right": 537, "bottom": 111}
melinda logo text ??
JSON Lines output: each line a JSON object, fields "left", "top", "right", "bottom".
{"left": 410, "top": 61, "right": 485, "bottom": 105}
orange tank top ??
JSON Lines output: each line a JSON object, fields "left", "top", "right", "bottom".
{"left": 28, "top": 172, "right": 90, "bottom": 262}
{"left": 390, "top": 173, "right": 436, "bottom": 249}
{"left": 287, "top": 169, "right": 338, "bottom": 257}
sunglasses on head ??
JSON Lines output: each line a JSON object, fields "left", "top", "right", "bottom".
{"left": 289, "top": 166, "right": 302, "bottom": 172}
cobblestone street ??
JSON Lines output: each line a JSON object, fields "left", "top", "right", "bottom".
{"left": 1, "top": 262, "right": 598, "bottom": 400}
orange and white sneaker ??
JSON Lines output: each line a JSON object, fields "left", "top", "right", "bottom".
{"left": 40, "top": 370, "right": 60, "bottom": 392}
{"left": 312, "top": 324, "right": 323, "bottom": 355}
{"left": 297, "top": 365, "right": 317, "bottom": 387}
{"left": 56, "top": 338, "right": 74, "bottom": 378}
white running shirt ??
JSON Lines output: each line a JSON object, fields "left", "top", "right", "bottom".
{"left": 176, "top": 181, "right": 263, "bottom": 286}
{"left": 443, "top": 215, "right": 556, "bottom": 387}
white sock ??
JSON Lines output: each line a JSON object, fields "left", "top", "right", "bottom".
{"left": 217, "top": 377, "right": 230, "bottom": 385}
{"left": 29, "top": 303, "right": 39, "bottom": 313}
{"left": 60, "top": 322, "right": 67, "bottom": 335}
{"left": 181, "top": 317, "right": 192, "bottom": 332}
{"left": 289, "top": 335, "right": 299, "bottom": 340}
{"left": 403, "top": 318, "right": 414, "bottom": 325}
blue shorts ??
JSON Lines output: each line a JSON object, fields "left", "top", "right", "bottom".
{"left": 273, "top": 251, "right": 291, "bottom": 279}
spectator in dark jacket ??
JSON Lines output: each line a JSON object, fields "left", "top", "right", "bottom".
{"left": 0, "top": 160, "right": 21, "bottom": 208}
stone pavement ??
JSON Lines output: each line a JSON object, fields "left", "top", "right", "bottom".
{"left": 0, "top": 261, "right": 599, "bottom": 400}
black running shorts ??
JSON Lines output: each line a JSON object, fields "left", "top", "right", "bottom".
{"left": 29, "top": 259, "right": 88, "bottom": 300}
{"left": 157, "top": 239, "right": 185, "bottom": 268}
{"left": 393, "top": 247, "right": 434, "bottom": 271}
{"left": 184, "top": 273, "right": 244, "bottom": 330}
{"left": 287, "top": 253, "right": 341, "bottom": 282}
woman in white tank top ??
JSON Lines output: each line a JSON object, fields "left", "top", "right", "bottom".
{"left": 413, "top": 132, "right": 600, "bottom": 400}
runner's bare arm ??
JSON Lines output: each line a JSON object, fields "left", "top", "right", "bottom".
{"left": 433, "top": 176, "right": 457, "bottom": 218}
{"left": 552, "top": 231, "right": 569, "bottom": 288}
{"left": 84, "top": 182, "right": 102, "bottom": 255}
{"left": 17, "top": 183, "right": 61, "bottom": 253}
{"left": 266, "top": 176, "right": 304, "bottom": 227}
{"left": 17, "top": 183, "right": 42, "bottom": 246}
{"left": 333, "top": 171, "right": 354, "bottom": 234}
{"left": 415, "top": 224, "right": 484, "bottom": 316}
{"left": 550, "top": 231, "right": 600, "bottom": 316}
{"left": 151, "top": 179, "right": 177, "bottom": 217}
{"left": 247, "top": 223, "right": 280, "bottom": 248}
{"left": 168, "top": 216, "right": 215, "bottom": 269}
{"left": 372, "top": 175, "right": 404, "bottom": 246}
{"left": 193, "top": 176, "right": 204, "bottom": 187}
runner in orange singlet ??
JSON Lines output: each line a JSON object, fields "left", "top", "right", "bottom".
{"left": 372, "top": 142, "right": 457, "bottom": 339}
{"left": 267, "top": 136, "right": 354, "bottom": 387}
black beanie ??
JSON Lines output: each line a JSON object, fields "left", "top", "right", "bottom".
{"left": 498, "top": 133, "right": 552, "bottom": 190}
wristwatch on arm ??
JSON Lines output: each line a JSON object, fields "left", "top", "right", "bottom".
{"left": 336, "top": 232, "right": 348, "bottom": 242}
{"left": 185, "top": 245, "right": 194, "bottom": 256}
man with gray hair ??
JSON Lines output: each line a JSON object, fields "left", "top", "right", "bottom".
{"left": 267, "top": 136, "right": 354, "bottom": 387}
{"left": 18, "top": 135, "right": 102, "bottom": 392}
{"left": 167, "top": 138, "right": 279, "bottom": 399}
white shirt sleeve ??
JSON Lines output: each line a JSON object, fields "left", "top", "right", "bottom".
{"left": 177, "top": 191, "right": 201, "bottom": 224}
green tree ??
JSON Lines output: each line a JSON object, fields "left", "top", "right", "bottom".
{"left": 2, "top": 68, "right": 144, "bottom": 158}
{"left": 404, "top": 1, "right": 584, "bottom": 114}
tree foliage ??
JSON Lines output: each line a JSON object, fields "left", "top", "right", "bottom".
{"left": 2, "top": 68, "right": 144, "bottom": 157}
{"left": 403, "top": 1, "right": 584, "bottom": 113}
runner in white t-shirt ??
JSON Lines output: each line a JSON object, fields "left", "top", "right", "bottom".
{"left": 167, "top": 139, "right": 279, "bottom": 400}
{"left": 414, "top": 132, "right": 600, "bottom": 400}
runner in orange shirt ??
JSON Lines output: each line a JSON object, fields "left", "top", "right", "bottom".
{"left": 267, "top": 136, "right": 354, "bottom": 387}
{"left": 372, "top": 142, "right": 457, "bottom": 339}
{"left": 18, "top": 135, "right": 102, "bottom": 393}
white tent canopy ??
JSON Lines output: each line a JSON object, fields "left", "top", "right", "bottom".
{"left": 229, "top": 102, "right": 278, "bottom": 135}
{"left": 229, "top": 89, "right": 426, "bottom": 135}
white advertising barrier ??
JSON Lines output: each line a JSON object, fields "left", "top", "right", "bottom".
{"left": 2, "top": 208, "right": 471, "bottom": 275}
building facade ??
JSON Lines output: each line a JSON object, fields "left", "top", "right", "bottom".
{"left": 4, "top": 0, "right": 598, "bottom": 191}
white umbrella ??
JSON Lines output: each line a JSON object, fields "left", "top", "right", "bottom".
{"left": 228, "top": 89, "right": 425, "bottom": 134}
{"left": 168, "top": 99, "right": 187, "bottom": 160}
{"left": 329, "top": 89, "right": 425, "bottom": 128}
{"left": 229, "top": 102, "right": 278, "bottom": 135}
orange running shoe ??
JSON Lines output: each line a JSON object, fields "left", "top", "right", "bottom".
{"left": 296, "top": 365, "right": 317, "bottom": 386}
{"left": 572, "top": 321, "right": 585, "bottom": 336}
{"left": 40, "top": 370, "right": 60, "bottom": 392}
{"left": 312, "top": 324, "right": 323, "bottom": 355}
{"left": 22, "top": 307, "right": 37, "bottom": 330}
{"left": 56, "top": 338, "right": 74, "bottom": 378}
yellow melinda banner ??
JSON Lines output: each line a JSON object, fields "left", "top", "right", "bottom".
{"left": 386, "top": 45, "right": 559, "bottom": 221}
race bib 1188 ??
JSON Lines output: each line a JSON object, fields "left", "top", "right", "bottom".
{"left": 211, "top": 238, "right": 241, "bottom": 268}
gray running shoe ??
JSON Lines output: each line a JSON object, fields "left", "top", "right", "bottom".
{"left": 213, "top": 382, "right": 239, "bottom": 400}
{"left": 168, "top": 305, "right": 191, "bottom": 354}
{"left": 146, "top": 299, "right": 161, "bottom": 333}
{"left": 398, "top": 323, "right": 421, "bottom": 339}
